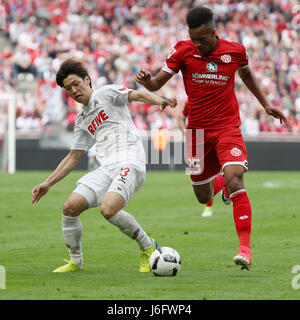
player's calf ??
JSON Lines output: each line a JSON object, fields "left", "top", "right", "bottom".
{"left": 63, "top": 192, "right": 89, "bottom": 217}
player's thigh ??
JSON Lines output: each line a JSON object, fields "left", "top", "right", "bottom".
{"left": 63, "top": 191, "right": 89, "bottom": 217}
{"left": 216, "top": 127, "right": 248, "bottom": 173}
{"left": 107, "top": 165, "right": 146, "bottom": 208}
{"left": 75, "top": 167, "right": 112, "bottom": 208}
{"left": 100, "top": 192, "right": 125, "bottom": 219}
{"left": 187, "top": 128, "right": 220, "bottom": 189}
{"left": 216, "top": 127, "right": 248, "bottom": 193}
{"left": 189, "top": 146, "right": 220, "bottom": 204}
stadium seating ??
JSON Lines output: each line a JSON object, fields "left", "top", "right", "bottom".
{"left": 0, "top": 0, "right": 299, "bottom": 135}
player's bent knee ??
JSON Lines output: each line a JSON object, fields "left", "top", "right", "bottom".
{"left": 100, "top": 203, "right": 118, "bottom": 219}
{"left": 194, "top": 192, "right": 212, "bottom": 204}
{"left": 197, "top": 196, "right": 212, "bottom": 204}
{"left": 63, "top": 202, "right": 81, "bottom": 217}
{"left": 192, "top": 184, "right": 213, "bottom": 204}
{"left": 226, "top": 175, "right": 244, "bottom": 193}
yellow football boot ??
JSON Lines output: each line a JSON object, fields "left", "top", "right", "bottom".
{"left": 52, "top": 259, "right": 82, "bottom": 273}
{"left": 139, "top": 238, "right": 158, "bottom": 272}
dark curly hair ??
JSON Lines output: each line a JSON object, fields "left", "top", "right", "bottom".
{"left": 56, "top": 58, "right": 92, "bottom": 88}
{"left": 186, "top": 6, "right": 214, "bottom": 29}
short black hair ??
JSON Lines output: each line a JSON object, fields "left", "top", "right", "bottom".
{"left": 56, "top": 58, "right": 92, "bottom": 88}
{"left": 186, "top": 6, "right": 214, "bottom": 29}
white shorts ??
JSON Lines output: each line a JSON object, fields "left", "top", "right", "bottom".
{"left": 73, "top": 164, "right": 146, "bottom": 208}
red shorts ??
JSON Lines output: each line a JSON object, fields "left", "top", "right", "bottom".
{"left": 186, "top": 127, "right": 248, "bottom": 185}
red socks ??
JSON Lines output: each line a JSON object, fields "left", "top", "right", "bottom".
{"left": 212, "top": 174, "right": 252, "bottom": 257}
{"left": 213, "top": 174, "right": 226, "bottom": 196}
{"left": 210, "top": 176, "right": 252, "bottom": 250}
{"left": 230, "top": 190, "right": 252, "bottom": 248}
{"left": 206, "top": 199, "right": 213, "bottom": 207}
{"left": 205, "top": 174, "right": 225, "bottom": 206}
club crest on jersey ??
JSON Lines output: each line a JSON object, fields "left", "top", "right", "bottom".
{"left": 221, "top": 54, "right": 231, "bottom": 63}
{"left": 206, "top": 61, "right": 218, "bottom": 72}
{"left": 231, "top": 147, "right": 242, "bottom": 157}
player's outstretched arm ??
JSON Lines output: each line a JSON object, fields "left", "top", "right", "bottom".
{"left": 238, "top": 66, "right": 288, "bottom": 125}
{"left": 135, "top": 70, "right": 173, "bottom": 92}
{"left": 128, "top": 90, "right": 177, "bottom": 110}
{"left": 31, "top": 150, "right": 85, "bottom": 203}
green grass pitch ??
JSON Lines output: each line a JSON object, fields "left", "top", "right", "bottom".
{"left": 0, "top": 170, "right": 299, "bottom": 300}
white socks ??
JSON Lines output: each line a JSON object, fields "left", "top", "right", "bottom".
{"left": 108, "top": 210, "right": 153, "bottom": 250}
{"left": 62, "top": 214, "right": 83, "bottom": 268}
{"left": 61, "top": 210, "right": 152, "bottom": 268}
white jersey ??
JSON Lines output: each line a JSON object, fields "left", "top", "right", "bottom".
{"left": 71, "top": 84, "right": 146, "bottom": 169}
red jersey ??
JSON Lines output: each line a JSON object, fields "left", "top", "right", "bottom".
{"left": 163, "top": 38, "right": 248, "bottom": 129}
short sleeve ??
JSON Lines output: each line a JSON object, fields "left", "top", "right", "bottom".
{"left": 162, "top": 42, "right": 183, "bottom": 74}
{"left": 100, "top": 84, "right": 132, "bottom": 106}
{"left": 71, "top": 123, "right": 94, "bottom": 151}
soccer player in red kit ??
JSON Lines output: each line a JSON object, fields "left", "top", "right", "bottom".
{"left": 136, "top": 6, "right": 288, "bottom": 270}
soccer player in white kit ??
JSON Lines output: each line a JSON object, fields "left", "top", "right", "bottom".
{"left": 31, "top": 58, "right": 177, "bottom": 273}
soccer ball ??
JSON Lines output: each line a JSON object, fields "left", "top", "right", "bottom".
{"left": 149, "top": 247, "right": 181, "bottom": 277}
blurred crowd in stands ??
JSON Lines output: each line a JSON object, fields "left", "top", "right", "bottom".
{"left": 0, "top": 0, "right": 299, "bottom": 136}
